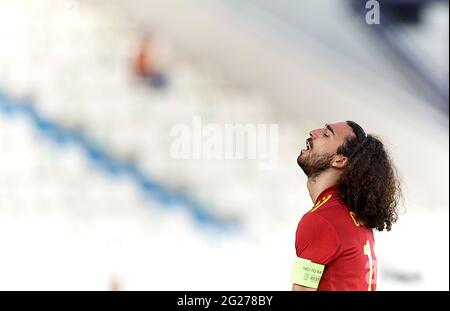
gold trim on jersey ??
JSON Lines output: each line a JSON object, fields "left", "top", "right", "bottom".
{"left": 309, "top": 194, "right": 333, "bottom": 213}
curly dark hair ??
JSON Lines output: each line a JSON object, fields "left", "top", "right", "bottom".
{"left": 337, "top": 121, "right": 402, "bottom": 231}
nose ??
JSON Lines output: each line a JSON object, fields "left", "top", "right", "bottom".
{"left": 309, "top": 128, "right": 322, "bottom": 138}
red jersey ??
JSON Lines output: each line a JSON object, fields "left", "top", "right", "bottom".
{"left": 295, "top": 185, "right": 377, "bottom": 291}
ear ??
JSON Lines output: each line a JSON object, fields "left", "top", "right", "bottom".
{"left": 331, "top": 154, "right": 348, "bottom": 169}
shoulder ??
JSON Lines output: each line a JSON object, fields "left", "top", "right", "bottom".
{"left": 295, "top": 207, "right": 343, "bottom": 263}
{"left": 299, "top": 210, "right": 332, "bottom": 228}
{"left": 310, "top": 193, "right": 370, "bottom": 239}
{"left": 297, "top": 192, "right": 354, "bottom": 241}
{"left": 297, "top": 210, "right": 340, "bottom": 242}
{"left": 311, "top": 193, "right": 349, "bottom": 223}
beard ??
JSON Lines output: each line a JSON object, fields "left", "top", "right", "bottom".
{"left": 297, "top": 152, "right": 334, "bottom": 178}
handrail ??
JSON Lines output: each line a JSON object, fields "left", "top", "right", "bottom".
{"left": 0, "top": 91, "right": 237, "bottom": 232}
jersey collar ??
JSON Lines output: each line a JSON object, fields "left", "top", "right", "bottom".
{"left": 314, "top": 185, "right": 339, "bottom": 205}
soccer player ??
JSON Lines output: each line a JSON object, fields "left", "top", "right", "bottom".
{"left": 292, "top": 121, "right": 402, "bottom": 291}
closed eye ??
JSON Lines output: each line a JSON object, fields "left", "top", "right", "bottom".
{"left": 325, "top": 124, "right": 335, "bottom": 136}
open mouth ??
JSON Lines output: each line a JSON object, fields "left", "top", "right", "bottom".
{"left": 306, "top": 139, "right": 312, "bottom": 150}
{"left": 301, "top": 138, "right": 312, "bottom": 154}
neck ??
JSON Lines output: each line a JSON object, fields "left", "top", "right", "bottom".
{"left": 306, "top": 170, "right": 340, "bottom": 203}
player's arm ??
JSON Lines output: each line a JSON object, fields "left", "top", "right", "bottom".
{"left": 291, "top": 257, "right": 325, "bottom": 291}
{"left": 292, "top": 284, "right": 317, "bottom": 291}
{"left": 291, "top": 213, "right": 341, "bottom": 291}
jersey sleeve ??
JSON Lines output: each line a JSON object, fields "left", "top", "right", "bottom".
{"left": 295, "top": 212, "right": 342, "bottom": 265}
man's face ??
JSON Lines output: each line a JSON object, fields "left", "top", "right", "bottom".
{"left": 297, "top": 122, "right": 355, "bottom": 177}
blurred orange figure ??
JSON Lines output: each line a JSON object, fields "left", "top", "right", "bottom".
{"left": 133, "top": 35, "right": 168, "bottom": 89}
{"left": 134, "top": 35, "right": 156, "bottom": 77}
